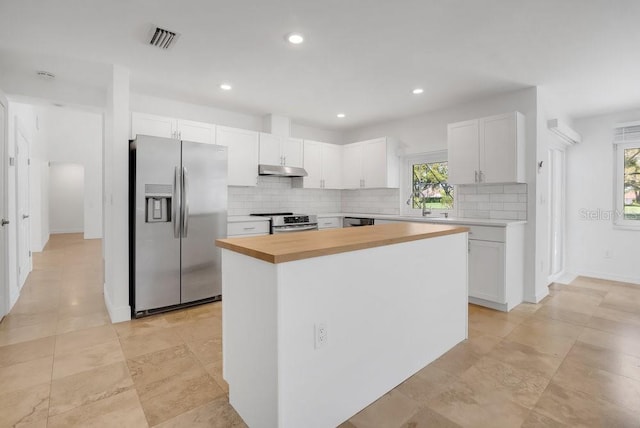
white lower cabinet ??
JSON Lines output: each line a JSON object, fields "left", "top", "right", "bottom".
{"left": 467, "top": 224, "right": 524, "bottom": 311}
{"left": 318, "top": 217, "right": 341, "bottom": 229}
{"left": 227, "top": 220, "right": 269, "bottom": 237}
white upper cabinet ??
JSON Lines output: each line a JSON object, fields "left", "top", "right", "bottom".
{"left": 176, "top": 119, "right": 216, "bottom": 145}
{"left": 131, "top": 113, "right": 215, "bottom": 145}
{"left": 341, "top": 137, "right": 399, "bottom": 189}
{"left": 259, "top": 133, "right": 304, "bottom": 168}
{"left": 321, "top": 142, "right": 343, "bottom": 189}
{"left": 216, "top": 126, "right": 259, "bottom": 187}
{"left": 302, "top": 140, "right": 343, "bottom": 189}
{"left": 131, "top": 112, "right": 176, "bottom": 139}
{"left": 447, "top": 112, "right": 525, "bottom": 185}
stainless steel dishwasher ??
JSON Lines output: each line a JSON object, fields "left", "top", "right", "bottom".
{"left": 343, "top": 217, "right": 375, "bottom": 227}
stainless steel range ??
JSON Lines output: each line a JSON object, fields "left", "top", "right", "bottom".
{"left": 251, "top": 212, "right": 318, "bottom": 234}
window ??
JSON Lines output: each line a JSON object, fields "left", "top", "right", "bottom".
{"left": 614, "top": 123, "right": 640, "bottom": 228}
{"left": 403, "top": 151, "right": 454, "bottom": 216}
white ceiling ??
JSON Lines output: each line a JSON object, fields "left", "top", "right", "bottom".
{"left": 1, "top": 0, "right": 639, "bottom": 130}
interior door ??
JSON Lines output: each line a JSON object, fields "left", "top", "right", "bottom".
{"left": 15, "top": 123, "right": 31, "bottom": 288}
{"left": 0, "top": 101, "right": 7, "bottom": 319}
{"left": 180, "top": 141, "right": 227, "bottom": 303}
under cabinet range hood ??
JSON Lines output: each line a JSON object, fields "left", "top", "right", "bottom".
{"left": 258, "top": 164, "right": 308, "bottom": 177}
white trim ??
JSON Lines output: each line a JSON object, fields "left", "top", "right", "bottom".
{"left": 576, "top": 270, "right": 640, "bottom": 286}
{"left": 0, "top": 94, "right": 7, "bottom": 319}
{"left": 50, "top": 229, "right": 85, "bottom": 234}
{"left": 103, "top": 283, "right": 131, "bottom": 323}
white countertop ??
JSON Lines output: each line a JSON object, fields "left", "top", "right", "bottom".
{"left": 229, "top": 213, "right": 526, "bottom": 226}
{"left": 315, "top": 212, "right": 526, "bottom": 227}
{"left": 227, "top": 215, "right": 270, "bottom": 223}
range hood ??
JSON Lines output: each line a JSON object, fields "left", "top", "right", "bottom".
{"left": 258, "top": 114, "right": 308, "bottom": 177}
{"left": 259, "top": 164, "right": 308, "bottom": 177}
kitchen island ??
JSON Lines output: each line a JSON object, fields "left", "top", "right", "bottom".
{"left": 216, "top": 223, "right": 469, "bottom": 428}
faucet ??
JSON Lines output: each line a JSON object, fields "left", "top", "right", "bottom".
{"left": 421, "top": 195, "right": 431, "bottom": 217}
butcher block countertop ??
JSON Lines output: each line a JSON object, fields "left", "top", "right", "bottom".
{"left": 216, "top": 222, "right": 469, "bottom": 264}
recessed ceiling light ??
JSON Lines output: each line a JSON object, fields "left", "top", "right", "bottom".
{"left": 412, "top": 88, "right": 424, "bottom": 95}
{"left": 287, "top": 33, "right": 304, "bottom": 44}
{"left": 337, "top": 113, "right": 346, "bottom": 118}
{"left": 220, "top": 83, "right": 232, "bottom": 91}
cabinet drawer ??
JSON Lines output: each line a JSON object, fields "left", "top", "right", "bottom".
{"left": 318, "top": 217, "right": 341, "bottom": 229}
{"left": 467, "top": 225, "right": 505, "bottom": 242}
{"left": 227, "top": 221, "right": 269, "bottom": 237}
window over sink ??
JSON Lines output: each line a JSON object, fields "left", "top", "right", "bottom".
{"left": 402, "top": 150, "right": 454, "bottom": 217}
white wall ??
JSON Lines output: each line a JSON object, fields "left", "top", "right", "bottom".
{"left": 49, "top": 163, "right": 84, "bottom": 233}
{"left": 344, "top": 87, "right": 541, "bottom": 302}
{"left": 103, "top": 65, "right": 131, "bottom": 323}
{"left": 38, "top": 105, "right": 103, "bottom": 239}
{"left": 567, "top": 109, "right": 640, "bottom": 284}
{"left": 290, "top": 122, "right": 344, "bottom": 145}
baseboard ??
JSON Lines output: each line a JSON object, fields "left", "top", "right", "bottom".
{"left": 103, "top": 284, "right": 131, "bottom": 323}
{"left": 576, "top": 270, "right": 640, "bottom": 285}
{"left": 51, "top": 229, "right": 84, "bottom": 234}
{"left": 551, "top": 272, "right": 578, "bottom": 285}
{"left": 523, "top": 287, "right": 548, "bottom": 304}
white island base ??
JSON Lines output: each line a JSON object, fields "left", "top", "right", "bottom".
{"left": 221, "top": 230, "right": 468, "bottom": 428}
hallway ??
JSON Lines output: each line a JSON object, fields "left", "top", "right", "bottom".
{"left": 0, "top": 234, "right": 243, "bottom": 427}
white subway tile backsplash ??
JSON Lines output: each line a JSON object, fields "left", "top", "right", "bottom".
{"left": 504, "top": 184, "right": 527, "bottom": 194}
{"left": 228, "top": 177, "right": 526, "bottom": 221}
{"left": 478, "top": 185, "right": 504, "bottom": 194}
{"left": 456, "top": 183, "right": 527, "bottom": 220}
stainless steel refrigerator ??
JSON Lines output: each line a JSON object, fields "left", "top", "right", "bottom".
{"left": 129, "top": 135, "right": 227, "bottom": 317}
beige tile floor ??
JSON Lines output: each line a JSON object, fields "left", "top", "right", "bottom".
{"left": 1, "top": 234, "right": 640, "bottom": 427}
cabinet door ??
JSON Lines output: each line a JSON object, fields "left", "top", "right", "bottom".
{"left": 303, "top": 140, "right": 323, "bottom": 189}
{"left": 217, "top": 126, "right": 258, "bottom": 186}
{"left": 322, "top": 143, "right": 343, "bottom": 189}
{"left": 131, "top": 112, "right": 176, "bottom": 139}
{"left": 282, "top": 137, "right": 304, "bottom": 168}
{"left": 480, "top": 113, "right": 516, "bottom": 183}
{"left": 177, "top": 119, "right": 216, "bottom": 145}
{"left": 362, "top": 138, "right": 387, "bottom": 188}
{"left": 342, "top": 143, "right": 363, "bottom": 189}
{"left": 259, "top": 133, "right": 282, "bottom": 165}
{"left": 447, "top": 119, "right": 479, "bottom": 184}
{"left": 469, "top": 240, "right": 505, "bottom": 303}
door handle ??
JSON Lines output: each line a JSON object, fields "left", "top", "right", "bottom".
{"left": 173, "top": 166, "right": 181, "bottom": 238}
{"left": 182, "top": 166, "right": 189, "bottom": 238}
{"left": 22, "top": 214, "right": 29, "bottom": 219}
{"left": 1, "top": 219, "right": 8, "bottom": 226}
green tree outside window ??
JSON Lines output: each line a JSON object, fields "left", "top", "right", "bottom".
{"left": 410, "top": 161, "right": 453, "bottom": 210}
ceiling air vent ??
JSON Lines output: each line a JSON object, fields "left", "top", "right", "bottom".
{"left": 149, "top": 27, "right": 179, "bottom": 50}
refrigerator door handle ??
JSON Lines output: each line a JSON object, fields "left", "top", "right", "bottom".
{"left": 182, "top": 166, "right": 190, "bottom": 237}
{"left": 173, "top": 166, "right": 181, "bottom": 238}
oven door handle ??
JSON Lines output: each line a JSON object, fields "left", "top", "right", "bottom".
{"left": 273, "top": 225, "right": 318, "bottom": 233}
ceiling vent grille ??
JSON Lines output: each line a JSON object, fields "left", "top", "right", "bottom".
{"left": 149, "top": 27, "right": 179, "bottom": 50}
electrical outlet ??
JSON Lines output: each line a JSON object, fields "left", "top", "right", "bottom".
{"left": 315, "top": 323, "right": 327, "bottom": 349}
{"left": 604, "top": 249, "right": 613, "bottom": 259}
